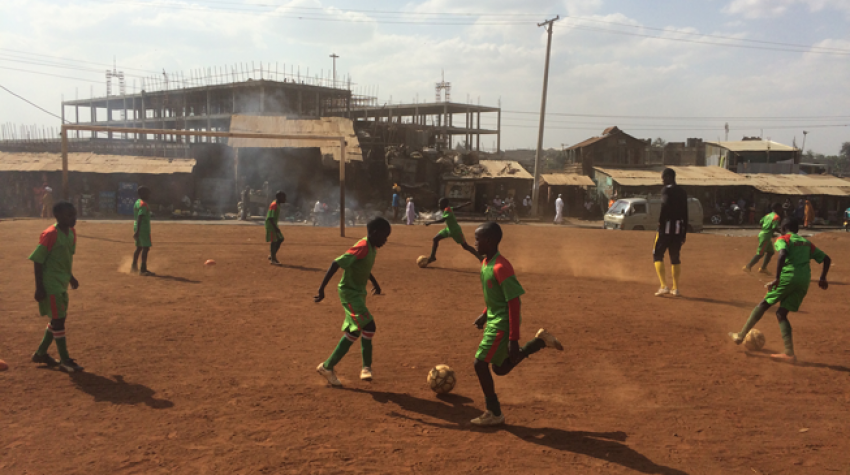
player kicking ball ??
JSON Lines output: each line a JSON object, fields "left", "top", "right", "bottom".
{"left": 423, "top": 198, "right": 480, "bottom": 265}
{"left": 729, "top": 218, "right": 831, "bottom": 363}
{"left": 743, "top": 202, "right": 783, "bottom": 274}
{"left": 314, "top": 217, "right": 391, "bottom": 386}
{"left": 470, "top": 222, "right": 563, "bottom": 426}
{"left": 266, "top": 191, "right": 287, "bottom": 266}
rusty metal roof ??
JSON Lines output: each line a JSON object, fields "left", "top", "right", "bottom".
{"left": 0, "top": 152, "right": 195, "bottom": 174}
{"left": 541, "top": 173, "right": 594, "bottom": 187}
{"left": 594, "top": 166, "right": 747, "bottom": 186}
{"left": 228, "top": 115, "right": 362, "bottom": 162}
{"left": 444, "top": 160, "right": 533, "bottom": 180}
{"left": 705, "top": 140, "right": 797, "bottom": 153}
{"left": 565, "top": 135, "right": 607, "bottom": 151}
{"left": 742, "top": 173, "right": 850, "bottom": 196}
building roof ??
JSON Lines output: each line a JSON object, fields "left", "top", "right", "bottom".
{"left": 541, "top": 173, "right": 594, "bottom": 187}
{"left": 594, "top": 166, "right": 746, "bottom": 186}
{"left": 444, "top": 160, "right": 533, "bottom": 180}
{"left": 565, "top": 126, "right": 640, "bottom": 151}
{"left": 705, "top": 140, "right": 798, "bottom": 153}
{"left": 0, "top": 152, "right": 196, "bottom": 174}
{"left": 228, "top": 115, "right": 362, "bottom": 162}
{"left": 742, "top": 173, "right": 850, "bottom": 196}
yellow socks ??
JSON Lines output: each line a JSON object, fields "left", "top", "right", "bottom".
{"left": 671, "top": 264, "right": 681, "bottom": 291}
{"left": 654, "top": 261, "right": 667, "bottom": 288}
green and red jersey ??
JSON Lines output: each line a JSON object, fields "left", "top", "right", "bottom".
{"left": 334, "top": 237, "right": 376, "bottom": 303}
{"left": 774, "top": 233, "right": 827, "bottom": 284}
{"left": 442, "top": 207, "right": 462, "bottom": 237}
{"left": 265, "top": 201, "right": 280, "bottom": 230}
{"left": 28, "top": 224, "right": 76, "bottom": 295}
{"left": 480, "top": 252, "right": 525, "bottom": 340}
{"left": 759, "top": 212, "right": 781, "bottom": 238}
{"left": 134, "top": 199, "right": 151, "bottom": 236}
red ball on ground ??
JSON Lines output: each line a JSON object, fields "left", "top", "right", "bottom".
{"left": 0, "top": 360, "right": 9, "bottom": 371}
{"left": 204, "top": 259, "right": 216, "bottom": 266}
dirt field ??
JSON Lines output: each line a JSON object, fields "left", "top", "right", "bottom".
{"left": 2, "top": 219, "right": 849, "bottom": 474}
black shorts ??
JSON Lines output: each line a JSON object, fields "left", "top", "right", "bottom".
{"left": 653, "top": 233, "right": 683, "bottom": 264}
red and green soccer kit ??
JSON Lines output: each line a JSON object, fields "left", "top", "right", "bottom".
{"left": 756, "top": 212, "right": 781, "bottom": 254}
{"left": 265, "top": 201, "right": 282, "bottom": 242}
{"left": 29, "top": 224, "right": 76, "bottom": 321}
{"left": 335, "top": 237, "right": 377, "bottom": 332}
{"left": 764, "top": 233, "right": 827, "bottom": 311}
{"left": 133, "top": 199, "right": 152, "bottom": 248}
{"left": 438, "top": 207, "right": 466, "bottom": 244}
{"left": 476, "top": 253, "right": 525, "bottom": 366}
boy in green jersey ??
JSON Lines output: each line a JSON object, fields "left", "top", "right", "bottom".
{"left": 29, "top": 201, "right": 84, "bottom": 373}
{"left": 314, "top": 217, "right": 391, "bottom": 386}
{"left": 423, "top": 197, "right": 480, "bottom": 265}
{"left": 266, "top": 191, "right": 287, "bottom": 266}
{"left": 744, "top": 203, "right": 783, "bottom": 274}
{"left": 729, "top": 218, "right": 831, "bottom": 362}
{"left": 132, "top": 186, "right": 154, "bottom": 276}
{"left": 470, "top": 222, "right": 564, "bottom": 426}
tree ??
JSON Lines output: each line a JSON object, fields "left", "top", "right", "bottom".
{"left": 841, "top": 142, "right": 850, "bottom": 160}
{"left": 652, "top": 137, "right": 667, "bottom": 148}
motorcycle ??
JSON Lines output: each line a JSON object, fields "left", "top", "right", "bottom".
{"left": 485, "top": 202, "right": 520, "bottom": 224}
{"left": 710, "top": 203, "right": 744, "bottom": 225}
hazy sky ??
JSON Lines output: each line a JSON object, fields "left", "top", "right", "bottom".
{"left": 1, "top": 0, "right": 849, "bottom": 154}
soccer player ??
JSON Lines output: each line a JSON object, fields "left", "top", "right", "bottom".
{"left": 132, "top": 186, "right": 154, "bottom": 276}
{"left": 266, "top": 191, "right": 287, "bottom": 266}
{"left": 470, "top": 222, "right": 563, "bottom": 426}
{"left": 729, "top": 218, "right": 831, "bottom": 362}
{"left": 744, "top": 203, "right": 783, "bottom": 274}
{"left": 314, "top": 217, "right": 391, "bottom": 386}
{"left": 653, "top": 168, "right": 688, "bottom": 297}
{"left": 424, "top": 197, "right": 480, "bottom": 265}
{"left": 29, "top": 201, "right": 84, "bottom": 373}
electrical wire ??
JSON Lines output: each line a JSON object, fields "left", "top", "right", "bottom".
{"left": 0, "top": 83, "right": 68, "bottom": 122}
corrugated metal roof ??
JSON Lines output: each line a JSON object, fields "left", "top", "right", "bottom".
{"left": 0, "top": 152, "right": 195, "bottom": 174}
{"left": 565, "top": 135, "right": 607, "bottom": 150}
{"left": 742, "top": 173, "right": 850, "bottom": 196}
{"left": 228, "top": 115, "right": 362, "bottom": 162}
{"left": 444, "top": 160, "right": 533, "bottom": 180}
{"left": 594, "top": 166, "right": 747, "bottom": 186}
{"left": 541, "top": 173, "right": 594, "bottom": 187}
{"left": 705, "top": 140, "right": 797, "bottom": 152}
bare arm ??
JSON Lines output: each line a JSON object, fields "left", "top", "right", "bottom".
{"left": 819, "top": 255, "right": 831, "bottom": 289}
{"left": 314, "top": 261, "right": 340, "bottom": 302}
{"left": 454, "top": 202, "right": 473, "bottom": 210}
{"left": 767, "top": 250, "right": 788, "bottom": 290}
{"left": 33, "top": 262, "right": 46, "bottom": 301}
{"left": 369, "top": 273, "right": 382, "bottom": 295}
{"left": 425, "top": 217, "right": 446, "bottom": 226}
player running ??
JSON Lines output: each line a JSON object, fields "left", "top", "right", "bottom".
{"left": 29, "top": 201, "right": 84, "bottom": 373}
{"left": 743, "top": 203, "right": 783, "bottom": 274}
{"left": 729, "top": 218, "right": 831, "bottom": 362}
{"left": 470, "top": 222, "right": 563, "bottom": 426}
{"left": 314, "top": 217, "right": 391, "bottom": 386}
{"left": 266, "top": 191, "right": 287, "bottom": 266}
{"left": 131, "top": 186, "right": 154, "bottom": 276}
{"left": 423, "top": 197, "right": 480, "bottom": 265}
{"left": 653, "top": 168, "right": 688, "bottom": 297}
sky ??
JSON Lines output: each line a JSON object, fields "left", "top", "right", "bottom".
{"left": 1, "top": 0, "right": 849, "bottom": 155}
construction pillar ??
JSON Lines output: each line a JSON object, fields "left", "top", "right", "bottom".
{"left": 339, "top": 138, "right": 346, "bottom": 237}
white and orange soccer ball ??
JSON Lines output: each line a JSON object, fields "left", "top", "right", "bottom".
{"left": 427, "top": 364, "right": 456, "bottom": 394}
{"left": 744, "top": 329, "right": 766, "bottom": 351}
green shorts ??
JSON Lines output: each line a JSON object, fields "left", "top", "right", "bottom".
{"left": 265, "top": 227, "right": 283, "bottom": 243}
{"left": 475, "top": 326, "right": 509, "bottom": 366}
{"left": 438, "top": 227, "right": 466, "bottom": 245}
{"left": 764, "top": 278, "right": 809, "bottom": 312}
{"left": 756, "top": 235, "right": 774, "bottom": 255}
{"left": 135, "top": 233, "right": 152, "bottom": 248}
{"left": 341, "top": 299, "right": 374, "bottom": 333}
{"left": 38, "top": 292, "right": 68, "bottom": 319}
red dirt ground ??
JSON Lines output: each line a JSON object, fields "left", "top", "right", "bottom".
{"left": 2, "top": 219, "right": 850, "bottom": 474}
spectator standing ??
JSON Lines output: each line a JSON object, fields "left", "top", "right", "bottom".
{"left": 392, "top": 189, "right": 401, "bottom": 222}
{"left": 406, "top": 197, "right": 416, "bottom": 225}
{"left": 41, "top": 186, "right": 54, "bottom": 218}
{"left": 554, "top": 194, "right": 564, "bottom": 225}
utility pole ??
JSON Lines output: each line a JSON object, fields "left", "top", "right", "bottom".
{"left": 329, "top": 53, "right": 339, "bottom": 88}
{"left": 531, "top": 15, "right": 559, "bottom": 217}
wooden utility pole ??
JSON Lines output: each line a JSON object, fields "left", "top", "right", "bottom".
{"left": 531, "top": 15, "right": 559, "bottom": 217}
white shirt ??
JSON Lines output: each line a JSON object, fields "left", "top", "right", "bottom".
{"left": 555, "top": 198, "right": 564, "bottom": 210}
{"left": 314, "top": 201, "right": 323, "bottom": 213}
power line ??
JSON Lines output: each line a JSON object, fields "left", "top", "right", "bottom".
{"left": 0, "top": 48, "right": 161, "bottom": 74}
{"left": 500, "top": 122, "right": 849, "bottom": 131}
{"left": 502, "top": 110, "right": 850, "bottom": 121}
{"left": 0, "top": 83, "right": 67, "bottom": 122}
{"left": 0, "top": 66, "right": 107, "bottom": 85}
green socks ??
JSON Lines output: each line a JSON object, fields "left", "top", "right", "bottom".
{"left": 740, "top": 305, "right": 766, "bottom": 336}
{"left": 361, "top": 338, "right": 373, "bottom": 368}
{"left": 55, "top": 336, "right": 70, "bottom": 361}
{"left": 760, "top": 253, "right": 773, "bottom": 270}
{"left": 485, "top": 394, "right": 502, "bottom": 417}
{"left": 522, "top": 338, "right": 546, "bottom": 357}
{"left": 779, "top": 320, "right": 794, "bottom": 356}
{"left": 746, "top": 254, "right": 762, "bottom": 269}
{"left": 35, "top": 327, "right": 54, "bottom": 356}
{"left": 324, "top": 336, "right": 354, "bottom": 370}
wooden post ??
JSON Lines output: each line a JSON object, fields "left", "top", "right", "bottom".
{"left": 340, "top": 138, "right": 346, "bottom": 237}
{"left": 61, "top": 127, "right": 69, "bottom": 200}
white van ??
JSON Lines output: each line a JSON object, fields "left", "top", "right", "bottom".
{"left": 603, "top": 197, "right": 703, "bottom": 232}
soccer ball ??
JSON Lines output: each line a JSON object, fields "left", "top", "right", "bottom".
{"left": 744, "top": 329, "right": 766, "bottom": 351}
{"left": 416, "top": 255, "right": 430, "bottom": 268}
{"left": 427, "top": 364, "right": 456, "bottom": 394}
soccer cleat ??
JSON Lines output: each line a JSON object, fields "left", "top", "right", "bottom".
{"left": 728, "top": 332, "right": 743, "bottom": 345}
{"left": 427, "top": 257, "right": 436, "bottom": 264}
{"left": 316, "top": 363, "right": 342, "bottom": 387}
{"left": 270, "top": 260, "right": 283, "bottom": 266}
{"left": 770, "top": 353, "right": 797, "bottom": 363}
{"left": 670, "top": 289, "right": 681, "bottom": 297}
{"left": 535, "top": 328, "right": 564, "bottom": 351}
{"left": 360, "top": 367, "right": 373, "bottom": 381}
{"left": 59, "top": 358, "right": 84, "bottom": 373}
{"left": 758, "top": 268, "right": 770, "bottom": 275}
{"left": 139, "top": 270, "right": 155, "bottom": 277}
{"left": 471, "top": 410, "right": 505, "bottom": 426}
{"left": 31, "top": 352, "right": 59, "bottom": 367}
{"left": 654, "top": 287, "right": 670, "bottom": 297}
{"left": 742, "top": 266, "right": 751, "bottom": 273}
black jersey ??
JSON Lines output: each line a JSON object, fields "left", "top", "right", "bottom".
{"left": 659, "top": 184, "right": 688, "bottom": 236}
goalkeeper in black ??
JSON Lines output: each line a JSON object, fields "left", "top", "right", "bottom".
{"left": 653, "top": 168, "right": 688, "bottom": 297}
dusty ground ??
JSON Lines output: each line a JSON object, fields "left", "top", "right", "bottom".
{"left": 2, "top": 220, "right": 849, "bottom": 474}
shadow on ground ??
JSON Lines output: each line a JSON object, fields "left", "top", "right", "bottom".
{"left": 69, "top": 373, "right": 174, "bottom": 408}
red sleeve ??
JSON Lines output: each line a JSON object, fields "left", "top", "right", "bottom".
{"left": 38, "top": 226, "right": 58, "bottom": 251}
{"left": 269, "top": 202, "right": 278, "bottom": 211}
{"left": 345, "top": 239, "right": 369, "bottom": 260}
{"left": 508, "top": 297, "right": 521, "bottom": 341}
{"left": 773, "top": 214, "right": 781, "bottom": 221}
{"left": 492, "top": 256, "right": 515, "bottom": 284}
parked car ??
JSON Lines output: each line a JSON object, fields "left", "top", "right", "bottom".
{"left": 603, "top": 197, "right": 703, "bottom": 232}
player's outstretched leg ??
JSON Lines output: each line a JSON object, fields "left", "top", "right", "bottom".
{"left": 461, "top": 242, "right": 482, "bottom": 261}
{"left": 729, "top": 301, "right": 771, "bottom": 345}
{"left": 427, "top": 234, "right": 445, "bottom": 263}
{"left": 771, "top": 308, "right": 797, "bottom": 363}
{"left": 360, "top": 321, "right": 376, "bottom": 381}
{"left": 492, "top": 329, "right": 564, "bottom": 376}
{"left": 744, "top": 253, "right": 763, "bottom": 272}
{"left": 317, "top": 331, "right": 359, "bottom": 387}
